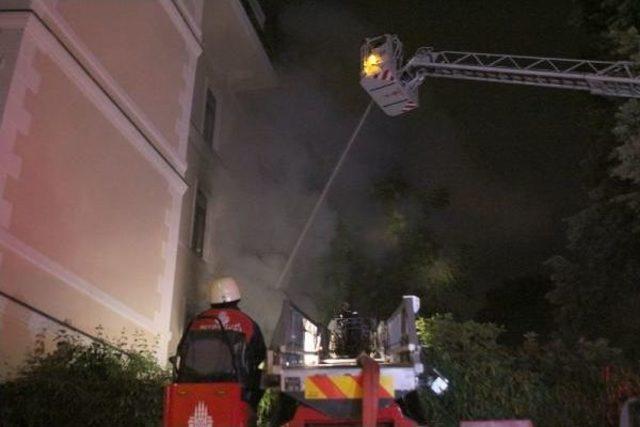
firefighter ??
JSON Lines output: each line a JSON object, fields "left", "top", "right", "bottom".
{"left": 175, "top": 276, "right": 266, "bottom": 415}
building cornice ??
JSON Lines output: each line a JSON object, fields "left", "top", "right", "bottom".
{"left": 171, "top": 0, "right": 203, "bottom": 44}
{"left": 159, "top": 0, "right": 202, "bottom": 56}
{"left": 228, "top": 0, "right": 276, "bottom": 90}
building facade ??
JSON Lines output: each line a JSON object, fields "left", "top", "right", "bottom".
{"left": 0, "top": 0, "right": 275, "bottom": 371}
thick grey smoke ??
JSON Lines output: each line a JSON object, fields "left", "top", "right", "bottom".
{"left": 196, "top": 3, "right": 378, "bottom": 336}
{"left": 207, "top": 90, "right": 339, "bottom": 334}
{"left": 196, "top": 0, "right": 595, "bottom": 335}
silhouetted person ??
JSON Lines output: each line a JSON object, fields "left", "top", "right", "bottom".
{"left": 175, "top": 277, "right": 266, "bottom": 416}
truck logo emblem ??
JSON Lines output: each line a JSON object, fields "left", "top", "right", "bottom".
{"left": 188, "top": 401, "right": 213, "bottom": 427}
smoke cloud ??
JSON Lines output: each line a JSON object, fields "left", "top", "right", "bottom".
{"left": 195, "top": 0, "right": 596, "bottom": 335}
{"left": 196, "top": 3, "right": 378, "bottom": 336}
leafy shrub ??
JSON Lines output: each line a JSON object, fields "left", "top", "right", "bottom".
{"left": 417, "top": 315, "right": 547, "bottom": 426}
{"left": 520, "top": 335, "right": 640, "bottom": 426}
{"left": 0, "top": 328, "right": 170, "bottom": 426}
{"left": 417, "top": 315, "right": 640, "bottom": 427}
{"left": 257, "top": 388, "right": 279, "bottom": 426}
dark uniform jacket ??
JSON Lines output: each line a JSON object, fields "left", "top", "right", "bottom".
{"left": 176, "top": 303, "right": 266, "bottom": 409}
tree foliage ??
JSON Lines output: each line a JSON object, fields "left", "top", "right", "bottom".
{"left": 417, "top": 315, "right": 640, "bottom": 426}
{"left": 546, "top": 0, "right": 640, "bottom": 358}
{"left": 0, "top": 329, "right": 170, "bottom": 426}
{"left": 573, "top": 0, "right": 640, "bottom": 60}
{"left": 324, "top": 169, "right": 478, "bottom": 319}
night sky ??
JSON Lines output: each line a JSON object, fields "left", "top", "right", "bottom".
{"left": 264, "top": 0, "right": 606, "bottom": 294}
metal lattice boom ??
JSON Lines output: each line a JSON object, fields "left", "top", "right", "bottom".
{"left": 405, "top": 48, "right": 640, "bottom": 98}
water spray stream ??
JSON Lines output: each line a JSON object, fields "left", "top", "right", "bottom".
{"left": 274, "top": 101, "right": 374, "bottom": 290}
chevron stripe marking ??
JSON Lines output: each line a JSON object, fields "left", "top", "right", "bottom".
{"left": 332, "top": 375, "right": 362, "bottom": 397}
{"left": 304, "top": 377, "right": 327, "bottom": 399}
{"left": 304, "top": 375, "right": 395, "bottom": 399}
{"left": 377, "top": 375, "right": 395, "bottom": 398}
{"left": 310, "top": 375, "right": 348, "bottom": 399}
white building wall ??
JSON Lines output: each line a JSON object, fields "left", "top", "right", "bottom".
{"left": 0, "top": 0, "right": 277, "bottom": 371}
{"left": 0, "top": 0, "right": 276, "bottom": 371}
{"left": 0, "top": 4, "right": 198, "bottom": 370}
{"left": 29, "top": 0, "right": 201, "bottom": 175}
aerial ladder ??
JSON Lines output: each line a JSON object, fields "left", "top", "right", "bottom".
{"left": 360, "top": 34, "right": 640, "bottom": 116}
{"left": 265, "top": 296, "right": 446, "bottom": 426}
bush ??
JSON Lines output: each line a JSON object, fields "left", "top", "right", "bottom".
{"left": 417, "top": 315, "right": 546, "bottom": 426}
{"left": 519, "top": 335, "right": 640, "bottom": 426}
{"left": 0, "top": 328, "right": 170, "bottom": 427}
{"left": 257, "top": 388, "right": 279, "bottom": 426}
{"left": 417, "top": 314, "right": 640, "bottom": 427}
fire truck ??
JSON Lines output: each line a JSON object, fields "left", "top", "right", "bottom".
{"left": 264, "top": 295, "right": 446, "bottom": 426}
{"left": 163, "top": 295, "right": 446, "bottom": 426}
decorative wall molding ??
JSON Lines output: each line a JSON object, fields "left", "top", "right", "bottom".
{"left": 154, "top": 0, "right": 202, "bottom": 169}
{"left": 0, "top": 228, "right": 156, "bottom": 332}
{"left": 153, "top": 190, "right": 184, "bottom": 362}
{"left": 171, "top": 0, "right": 203, "bottom": 42}
{"left": 0, "top": 13, "right": 188, "bottom": 350}
{"left": 18, "top": 13, "right": 187, "bottom": 193}
{"left": 29, "top": 1, "right": 197, "bottom": 175}
{"left": 0, "top": 14, "right": 41, "bottom": 231}
{"left": 159, "top": 0, "right": 202, "bottom": 55}
{"left": 176, "top": 53, "right": 199, "bottom": 162}
{"left": 156, "top": 0, "right": 202, "bottom": 167}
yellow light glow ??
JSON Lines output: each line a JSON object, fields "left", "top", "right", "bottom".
{"left": 363, "top": 53, "right": 383, "bottom": 77}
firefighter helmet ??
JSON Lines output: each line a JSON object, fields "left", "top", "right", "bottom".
{"left": 209, "top": 276, "right": 241, "bottom": 304}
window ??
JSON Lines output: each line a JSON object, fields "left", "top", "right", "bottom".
{"left": 191, "top": 189, "right": 207, "bottom": 257}
{"left": 203, "top": 89, "right": 217, "bottom": 147}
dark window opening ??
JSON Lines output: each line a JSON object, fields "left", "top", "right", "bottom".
{"left": 191, "top": 189, "right": 207, "bottom": 257}
{"left": 203, "top": 89, "right": 217, "bottom": 147}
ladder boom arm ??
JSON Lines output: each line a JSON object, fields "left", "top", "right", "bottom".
{"left": 360, "top": 35, "right": 640, "bottom": 116}
{"left": 405, "top": 48, "right": 640, "bottom": 98}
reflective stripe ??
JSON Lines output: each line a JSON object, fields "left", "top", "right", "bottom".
{"left": 191, "top": 309, "right": 255, "bottom": 343}
{"left": 303, "top": 375, "right": 394, "bottom": 399}
{"left": 304, "top": 377, "right": 327, "bottom": 399}
{"left": 310, "top": 375, "right": 347, "bottom": 399}
{"left": 332, "top": 375, "right": 362, "bottom": 397}
{"left": 382, "top": 98, "right": 409, "bottom": 108}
